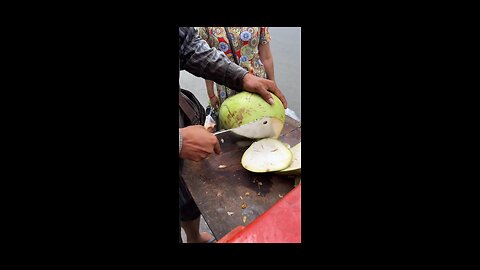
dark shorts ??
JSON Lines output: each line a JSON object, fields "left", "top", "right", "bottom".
{"left": 179, "top": 159, "right": 201, "bottom": 221}
{"left": 179, "top": 108, "right": 201, "bottom": 243}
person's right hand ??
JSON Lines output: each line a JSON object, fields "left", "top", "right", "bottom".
{"left": 179, "top": 125, "right": 221, "bottom": 161}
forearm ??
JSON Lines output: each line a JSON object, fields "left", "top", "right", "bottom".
{"left": 259, "top": 43, "right": 275, "bottom": 80}
{"left": 262, "top": 58, "right": 275, "bottom": 81}
{"left": 205, "top": 80, "right": 215, "bottom": 97}
{"left": 179, "top": 27, "right": 248, "bottom": 91}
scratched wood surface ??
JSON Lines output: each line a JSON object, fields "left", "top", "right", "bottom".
{"left": 182, "top": 116, "right": 301, "bottom": 240}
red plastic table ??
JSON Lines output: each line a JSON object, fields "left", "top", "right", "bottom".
{"left": 217, "top": 183, "right": 301, "bottom": 243}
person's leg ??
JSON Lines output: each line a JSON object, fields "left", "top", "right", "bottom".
{"left": 180, "top": 217, "right": 215, "bottom": 243}
{"left": 179, "top": 172, "right": 216, "bottom": 243}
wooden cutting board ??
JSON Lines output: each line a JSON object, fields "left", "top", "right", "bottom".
{"left": 182, "top": 116, "right": 301, "bottom": 240}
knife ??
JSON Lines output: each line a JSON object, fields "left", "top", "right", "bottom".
{"left": 214, "top": 116, "right": 280, "bottom": 147}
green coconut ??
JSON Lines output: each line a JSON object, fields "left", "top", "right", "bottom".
{"left": 219, "top": 92, "right": 285, "bottom": 138}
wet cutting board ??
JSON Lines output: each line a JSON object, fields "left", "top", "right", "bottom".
{"left": 182, "top": 116, "right": 301, "bottom": 240}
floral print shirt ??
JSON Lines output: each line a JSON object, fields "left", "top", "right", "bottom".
{"left": 199, "top": 27, "right": 271, "bottom": 105}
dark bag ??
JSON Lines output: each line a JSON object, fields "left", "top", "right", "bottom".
{"left": 179, "top": 88, "right": 206, "bottom": 126}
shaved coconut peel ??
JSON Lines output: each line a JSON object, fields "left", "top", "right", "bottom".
{"left": 241, "top": 138, "right": 293, "bottom": 173}
{"left": 219, "top": 92, "right": 285, "bottom": 138}
{"left": 277, "top": 142, "right": 301, "bottom": 175}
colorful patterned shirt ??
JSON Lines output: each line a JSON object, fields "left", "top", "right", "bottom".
{"left": 199, "top": 27, "right": 271, "bottom": 105}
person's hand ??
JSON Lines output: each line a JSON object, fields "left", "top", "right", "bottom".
{"left": 179, "top": 125, "right": 221, "bottom": 161}
{"left": 242, "top": 73, "right": 287, "bottom": 109}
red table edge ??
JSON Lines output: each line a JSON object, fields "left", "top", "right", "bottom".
{"left": 217, "top": 183, "right": 301, "bottom": 243}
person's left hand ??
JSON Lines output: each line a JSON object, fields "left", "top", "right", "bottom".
{"left": 242, "top": 73, "right": 288, "bottom": 109}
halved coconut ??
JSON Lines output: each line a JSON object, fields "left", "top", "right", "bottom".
{"left": 219, "top": 92, "right": 286, "bottom": 135}
{"left": 277, "top": 142, "right": 301, "bottom": 175}
{"left": 231, "top": 116, "right": 284, "bottom": 139}
{"left": 241, "top": 138, "right": 293, "bottom": 173}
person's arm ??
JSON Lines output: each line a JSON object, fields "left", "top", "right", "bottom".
{"left": 258, "top": 27, "right": 274, "bottom": 81}
{"left": 179, "top": 27, "right": 247, "bottom": 91}
{"left": 258, "top": 42, "right": 275, "bottom": 81}
{"left": 205, "top": 80, "right": 219, "bottom": 109}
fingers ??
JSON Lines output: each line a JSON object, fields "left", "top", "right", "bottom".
{"left": 242, "top": 74, "right": 288, "bottom": 109}
{"left": 206, "top": 132, "right": 221, "bottom": 155}
{"left": 213, "top": 140, "right": 221, "bottom": 155}
{"left": 257, "top": 78, "right": 288, "bottom": 109}
{"left": 259, "top": 89, "right": 274, "bottom": 105}
{"left": 277, "top": 92, "right": 288, "bottom": 109}
{"left": 208, "top": 132, "right": 221, "bottom": 155}
{"left": 267, "top": 81, "right": 288, "bottom": 109}
{"left": 192, "top": 148, "right": 214, "bottom": 161}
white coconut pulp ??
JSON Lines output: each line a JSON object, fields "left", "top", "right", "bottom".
{"left": 277, "top": 142, "right": 301, "bottom": 175}
{"left": 231, "top": 116, "right": 285, "bottom": 139}
{"left": 241, "top": 138, "right": 293, "bottom": 173}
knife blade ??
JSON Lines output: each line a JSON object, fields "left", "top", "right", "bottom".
{"left": 214, "top": 116, "right": 277, "bottom": 138}
{"left": 215, "top": 129, "right": 254, "bottom": 149}
{"left": 214, "top": 117, "right": 278, "bottom": 148}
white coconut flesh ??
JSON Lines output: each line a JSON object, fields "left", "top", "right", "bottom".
{"left": 231, "top": 117, "right": 284, "bottom": 139}
{"left": 278, "top": 142, "right": 301, "bottom": 174}
{"left": 241, "top": 138, "right": 293, "bottom": 173}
